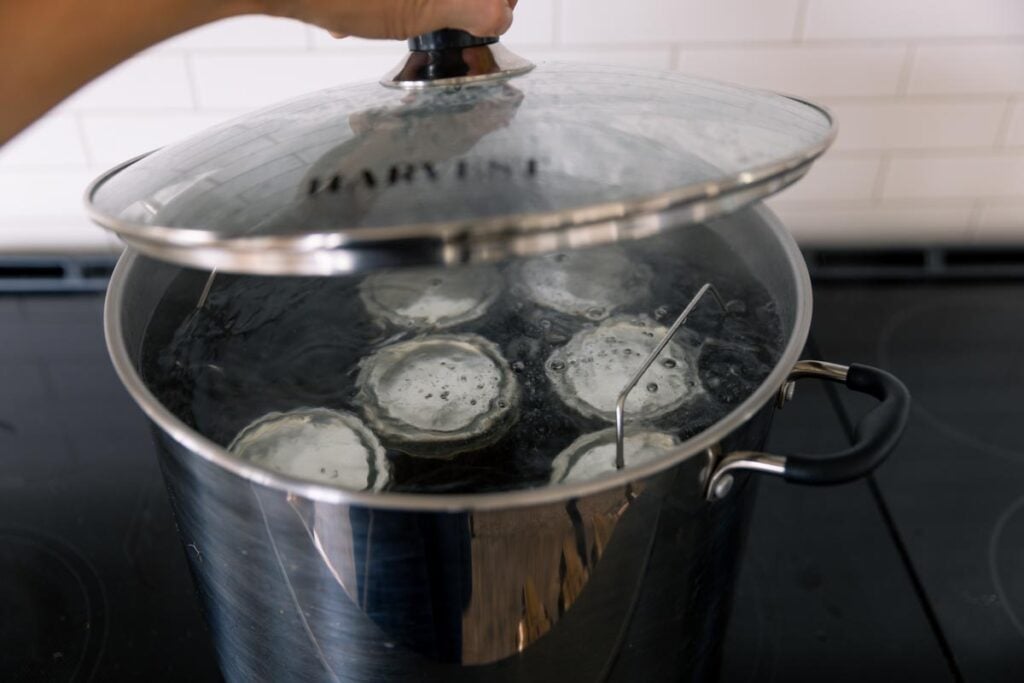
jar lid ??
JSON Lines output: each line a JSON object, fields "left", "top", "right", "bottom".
{"left": 228, "top": 408, "right": 389, "bottom": 490}
{"left": 359, "top": 263, "right": 502, "bottom": 330}
{"left": 545, "top": 315, "right": 700, "bottom": 424}
{"left": 85, "top": 32, "right": 834, "bottom": 276}
{"left": 354, "top": 333, "right": 520, "bottom": 457}
{"left": 550, "top": 428, "right": 679, "bottom": 485}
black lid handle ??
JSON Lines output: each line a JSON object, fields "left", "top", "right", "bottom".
{"left": 407, "top": 29, "right": 498, "bottom": 52}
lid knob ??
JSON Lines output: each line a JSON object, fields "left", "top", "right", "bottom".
{"left": 382, "top": 29, "right": 533, "bottom": 89}
{"left": 407, "top": 29, "right": 497, "bottom": 52}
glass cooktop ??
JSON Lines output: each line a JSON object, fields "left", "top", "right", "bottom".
{"left": 3, "top": 259, "right": 1023, "bottom": 680}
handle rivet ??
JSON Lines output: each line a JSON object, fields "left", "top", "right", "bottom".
{"left": 776, "top": 380, "right": 796, "bottom": 409}
{"left": 713, "top": 474, "right": 734, "bottom": 500}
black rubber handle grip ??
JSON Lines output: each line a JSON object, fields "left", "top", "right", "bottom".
{"left": 783, "top": 364, "right": 911, "bottom": 485}
{"left": 408, "top": 29, "right": 497, "bottom": 52}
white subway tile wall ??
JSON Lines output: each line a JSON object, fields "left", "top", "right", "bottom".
{"left": 803, "top": 0, "right": 1024, "bottom": 40}
{"left": 1006, "top": 102, "right": 1024, "bottom": 146}
{"left": 2, "top": 1, "right": 1024, "bottom": 252}
{"left": 676, "top": 45, "right": 908, "bottom": 97}
{"left": 908, "top": 44, "right": 1024, "bottom": 94}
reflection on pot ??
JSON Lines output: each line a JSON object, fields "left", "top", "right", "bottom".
{"left": 282, "top": 478, "right": 651, "bottom": 666}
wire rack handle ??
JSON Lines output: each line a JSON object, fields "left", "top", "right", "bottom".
{"left": 615, "top": 283, "right": 728, "bottom": 470}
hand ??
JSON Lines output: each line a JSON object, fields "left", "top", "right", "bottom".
{"left": 1, "top": 0, "right": 519, "bottom": 145}
{"left": 251, "top": 0, "right": 518, "bottom": 40}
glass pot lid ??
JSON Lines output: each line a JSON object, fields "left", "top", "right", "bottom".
{"left": 85, "top": 31, "right": 835, "bottom": 276}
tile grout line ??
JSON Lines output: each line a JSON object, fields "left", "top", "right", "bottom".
{"left": 792, "top": 0, "right": 811, "bottom": 43}
{"left": 820, "top": 94, "right": 1020, "bottom": 104}
{"left": 807, "top": 335, "right": 965, "bottom": 683}
{"left": 966, "top": 199, "right": 985, "bottom": 243}
{"left": 994, "top": 95, "right": 1018, "bottom": 148}
{"left": 834, "top": 146, "right": 1024, "bottom": 159}
{"left": 182, "top": 53, "right": 201, "bottom": 110}
{"left": 871, "top": 153, "right": 891, "bottom": 203}
{"left": 830, "top": 145, "right": 1024, "bottom": 157}
{"left": 542, "top": 36, "right": 1024, "bottom": 50}
{"left": 72, "top": 112, "right": 96, "bottom": 168}
{"left": 896, "top": 43, "right": 916, "bottom": 96}
{"left": 669, "top": 44, "right": 680, "bottom": 71}
{"left": 551, "top": 0, "right": 562, "bottom": 46}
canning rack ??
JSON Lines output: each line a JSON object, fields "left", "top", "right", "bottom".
{"left": 615, "top": 283, "right": 727, "bottom": 470}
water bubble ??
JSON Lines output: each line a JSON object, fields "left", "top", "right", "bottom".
{"left": 511, "top": 361, "right": 525, "bottom": 373}
{"left": 662, "top": 358, "right": 677, "bottom": 369}
{"left": 540, "top": 319, "right": 552, "bottom": 330}
{"left": 654, "top": 305, "right": 669, "bottom": 320}
{"left": 470, "top": 399, "right": 477, "bottom": 406}
{"left": 440, "top": 391, "right": 450, "bottom": 400}
{"left": 550, "top": 360, "right": 566, "bottom": 372}
{"left": 623, "top": 348, "right": 633, "bottom": 356}
{"left": 646, "top": 382, "right": 659, "bottom": 393}
{"left": 497, "top": 400, "right": 508, "bottom": 409}
{"left": 726, "top": 299, "right": 747, "bottom": 314}
{"left": 424, "top": 393, "right": 433, "bottom": 399}
{"left": 585, "top": 307, "right": 606, "bottom": 320}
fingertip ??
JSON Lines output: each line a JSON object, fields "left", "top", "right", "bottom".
{"left": 460, "top": 1, "right": 514, "bottom": 37}
{"left": 496, "top": 5, "right": 515, "bottom": 35}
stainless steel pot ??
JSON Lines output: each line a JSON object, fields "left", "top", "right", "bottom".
{"left": 105, "top": 202, "right": 909, "bottom": 682}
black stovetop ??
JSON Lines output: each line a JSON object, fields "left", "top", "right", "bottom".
{"left": 2, "top": 263, "right": 1023, "bottom": 681}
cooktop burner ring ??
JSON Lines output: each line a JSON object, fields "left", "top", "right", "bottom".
{"left": 989, "top": 493, "right": 1024, "bottom": 641}
{"left": 0, "top": 527, "right": 109, "bottom": 680}
{"left": 876, "top": 299, "right": 1024, "bottom": 463}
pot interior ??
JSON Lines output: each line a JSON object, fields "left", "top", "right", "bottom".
{"left": 109, "top": 203, "right": 809, "bottom": 499}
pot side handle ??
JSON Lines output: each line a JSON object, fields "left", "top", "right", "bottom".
{"left": 707, "top": 361, "right": 911, "bottom": 501}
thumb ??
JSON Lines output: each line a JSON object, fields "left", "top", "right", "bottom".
{"left": 390, "top": 0, "right": 514, "bottom": 39}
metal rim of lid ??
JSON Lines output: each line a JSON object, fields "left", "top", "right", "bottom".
{"left": 83, "top": 96, "right": 835, "bottom": 276}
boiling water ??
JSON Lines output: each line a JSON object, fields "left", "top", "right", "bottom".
{"left": 142, "top": 226, "right": 785, "bottom": 493}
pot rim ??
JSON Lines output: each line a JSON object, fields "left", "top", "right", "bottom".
{"left": 103, "top": 205, "right": 812, "bottom": 511}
